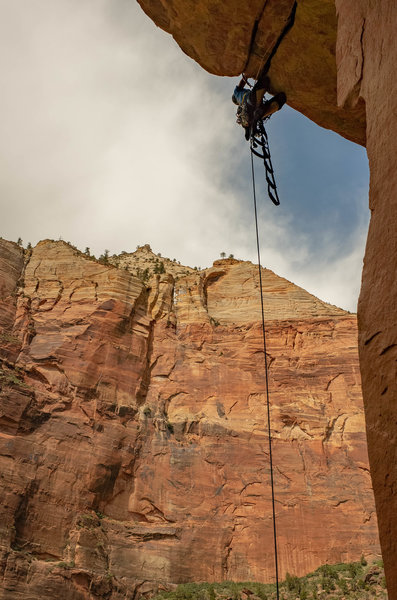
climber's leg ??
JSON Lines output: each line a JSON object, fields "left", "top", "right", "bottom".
{"left": 254, "top": 74, "right": 270, "bottom": 106}
{"left": 248, "top": 75, "right": 270, "bottom": 109}
{"left": 254, "top": 92, "right": 287, "bottom": 121}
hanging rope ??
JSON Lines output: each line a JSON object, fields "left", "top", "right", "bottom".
{"left": 250, "top": 119, "right": 280, "bottom": 206}
{"left": 250, "top": 149, "right": 280, "bottom": 600}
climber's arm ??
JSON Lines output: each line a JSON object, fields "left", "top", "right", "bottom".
{"left": 232, "top": 75, "right": 249, "bottom": 105}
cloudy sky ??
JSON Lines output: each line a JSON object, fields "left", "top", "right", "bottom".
{"left": 0, "top": 0, "right": 369, "bottom": 311}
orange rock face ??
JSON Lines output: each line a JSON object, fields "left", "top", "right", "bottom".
{"left": 335, "top": 1, "right": 397, "bottom": 596}
{"left": 136, "top": 1, "right": 397, "bottom": 594}
{"left": 0, "top": 239, "right": 380, "bottom": 598}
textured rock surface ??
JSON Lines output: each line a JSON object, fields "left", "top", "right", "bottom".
{"left": 0, "top": 239, "right": 380, "bottom": 598}
{"left": 136, "top": 1, "right": 397, "bottom": 594}
{"left": 334, "top": 1, "right": 397, "bottom": 597}
{"left": 137, "top": 0, "right": 366, "bottom": 145}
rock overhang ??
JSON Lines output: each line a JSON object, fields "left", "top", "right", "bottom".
{"left": 137, "top": 0, "right": 366, "bottom": 145}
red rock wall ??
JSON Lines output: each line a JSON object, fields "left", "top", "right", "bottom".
{"left": 136, "top": 0, "right": 397, "bottom": 594}
{"left": 0, "top": 240, "right": 380, "bottom": 598}
{"left": 336, "top": 1, "right": 397, "bottom": 596}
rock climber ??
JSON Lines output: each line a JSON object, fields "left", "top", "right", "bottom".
{"left": 232, "top": 73, "right": 286, "bottom": 139}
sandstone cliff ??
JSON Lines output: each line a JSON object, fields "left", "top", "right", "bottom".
{"left": 135, "top": 1, "right": 397, "bottom": 595}
{"left": 0, "top": 238, "right": 379, "bottom": 599}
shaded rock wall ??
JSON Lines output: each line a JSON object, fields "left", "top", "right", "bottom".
{"left": 335, "top": 1, "right": 397, "bottom": 597}
{"left": 0, "top": 239, "right": 380, "bottom": 598}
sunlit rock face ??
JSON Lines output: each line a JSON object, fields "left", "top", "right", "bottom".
{"left": 136, "top": 0, "right": 366, "bottom": 145}
{"left": 136, "top": 0, "right": 397, "bottom": 595}
{"left": 0, "top": 239, "right": 380, "bottom": 598}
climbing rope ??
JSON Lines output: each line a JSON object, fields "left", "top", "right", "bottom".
{"left": 239, "top": 7, "right": 294, "bottom": 587}
{"left": 250, "top": 146, "right": 280, "bottom": 600}
{"left": 252, "top": 1, "right": 297, "bottom": 83}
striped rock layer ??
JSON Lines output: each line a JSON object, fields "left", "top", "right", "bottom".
{"left": 0, "top": 239, "right": 380, "bottom": 599}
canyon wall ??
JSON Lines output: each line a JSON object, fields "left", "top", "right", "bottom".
{"left": 337, "top": 3, "right": 397, "bottom": 598}
{"left": 0, "top": 239, "right": 380, "bottom": 599}
{"left": 136, "top": 0, "right": 397, "bottom": 595}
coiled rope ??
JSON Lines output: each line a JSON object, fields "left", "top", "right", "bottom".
{"left": 250, "top": 148, "right": 280, "bottom": 600}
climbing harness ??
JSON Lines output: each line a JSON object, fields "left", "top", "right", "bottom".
{"left": 236, "top": 103, "right": 251, "bottom": 128}
{"left": 250, "top": 118, "right": 280, "bottom": 206}
{"left": 251, "top": 145, "right": 280, "bottom": 600}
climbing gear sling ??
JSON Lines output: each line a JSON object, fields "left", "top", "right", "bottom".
{"left": 234, "top": 75, "right": 284, "bottom": 205}
{"left": 236, "top": 103, "right": 251, "bottom": 128}
{"left": 250, "top": 118, "right": 280, "bottom": 206}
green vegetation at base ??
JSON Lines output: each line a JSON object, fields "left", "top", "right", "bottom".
{"left": 151, "top": 560, "right": 386, "bottom": 600}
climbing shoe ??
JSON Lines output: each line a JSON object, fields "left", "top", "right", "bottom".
{"left": 254, "top": 92, "right": 287, "bottom": 121}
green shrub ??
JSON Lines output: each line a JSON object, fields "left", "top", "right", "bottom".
{"left": 348, "top": 562, "right": 360, "bottom": 578}
{"left": 376, "top": 559, "right": 384, "bottom": 568}
{"left": 336, "top": 578, "right": 348, "bottom": 593}
{"left": 154, "top": 261, "right": 166, "bottom": 274}
{"left": 56, "top": 561, "right": 74, "bottom": 568}
{"left": 0, "top": 367, "right": 28, "bottom": 388}
{"left": 299, "top": 587, "right": 307, "bottom": 600}
{"left": 285, "top": 572, "right": 300, "bottom": 592}
{"left": 151, "top": 559, "right": 384, "bottom": 600}
{"left": 0, "top": 332, "right": 20, "bottom": 344}
{"left": 98, "top": 249, "right": 110, "bottom": 264}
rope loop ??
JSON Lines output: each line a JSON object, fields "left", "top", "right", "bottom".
{"left": 250, "top": 119, "right": 281, "bottom": 206}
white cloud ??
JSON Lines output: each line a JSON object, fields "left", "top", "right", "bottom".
{"left": 0, "top": 0, "right": 369, "bottom": 312}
